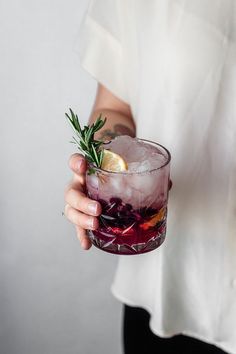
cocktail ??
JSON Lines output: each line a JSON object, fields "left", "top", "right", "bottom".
{"left": 66, "top": 110, "right": 171, "bottom": 255}
{"left": 86, "top": 136, "right": 171, "bottom": 255}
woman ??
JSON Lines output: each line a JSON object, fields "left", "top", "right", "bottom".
{"left": 64, "top": 0, "right": 236, "bottom": 353}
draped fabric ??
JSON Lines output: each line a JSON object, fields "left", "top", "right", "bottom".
{"left": 78, "top": 1, "right": 236, "bottom": 352}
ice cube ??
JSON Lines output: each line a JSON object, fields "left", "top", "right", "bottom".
{"left": 128, "top": 160, "right": 152, "bottom": 173}
{"left": 105, "top": 136, "right": 167, "bottom": 173}
{"left": 97, "top": 136, "right": 169, "bottom": 209}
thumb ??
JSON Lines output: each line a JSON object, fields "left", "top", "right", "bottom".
{"left": 69, "top": 153, "right": 87, "bottom": 175}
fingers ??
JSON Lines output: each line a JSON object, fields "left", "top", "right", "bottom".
{"left": 66, "top": 153, "right": 101, "bottom": 251}
{"left": 65, "top": 188, "right": 101, "bottom": 216}
{"left": 69, "top": 153, "right": 87, "bottom": 173}
{"left": 65, "top": 204, "right": 99, "bottom": 229}
{"left": 68, "top": 153, "right": 87, "bottom": 186}
{"left": 75, "top": 225, "right": 92, "bottom": 250}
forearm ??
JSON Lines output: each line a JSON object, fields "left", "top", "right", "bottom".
{"left": 89, "top": 108, "right": 136, "bottom": 141}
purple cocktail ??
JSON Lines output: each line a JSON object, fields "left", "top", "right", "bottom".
{"left": 86, "top": 136, "right": 171, "bottom": 255}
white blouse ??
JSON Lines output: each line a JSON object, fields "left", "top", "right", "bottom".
{"left": 78, "top": 1, "right": 236, "bottom": 353}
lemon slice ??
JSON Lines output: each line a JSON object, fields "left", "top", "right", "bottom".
{"left": 101, "top": 149, "right": 128, "bottom": 172}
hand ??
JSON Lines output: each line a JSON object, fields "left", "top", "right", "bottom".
{"left": 64, "top": 154, "right": 102, "bottom": 250}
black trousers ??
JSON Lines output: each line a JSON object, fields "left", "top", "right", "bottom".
{"left": 123, "top": 305, "right": 227, "bottom": 354}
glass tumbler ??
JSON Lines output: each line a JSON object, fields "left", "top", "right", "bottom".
{"left": 86, "top": 139, "right": 171, "bottom": 255}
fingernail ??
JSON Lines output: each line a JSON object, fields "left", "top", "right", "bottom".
{"left": 87, "top": 202, "right": 98, "bottom": 215}
{"left": 88, "top": 217, "right": 95, "bottom": 229}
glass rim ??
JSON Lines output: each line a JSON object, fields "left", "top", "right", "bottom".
{"left": 88, "top": 138, "right": 171, "bottom": 176}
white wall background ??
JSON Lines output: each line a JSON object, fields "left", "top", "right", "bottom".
{"left": 0, "top": 1, "right": 122, "bottom": 353}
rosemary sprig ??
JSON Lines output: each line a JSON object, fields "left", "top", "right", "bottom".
{"left": 65, "top": 108, "right": 106, "bottom": 168}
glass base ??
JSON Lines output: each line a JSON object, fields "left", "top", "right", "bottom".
{"left": 87, "top": 230, "right": 166, "bottom": 255}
